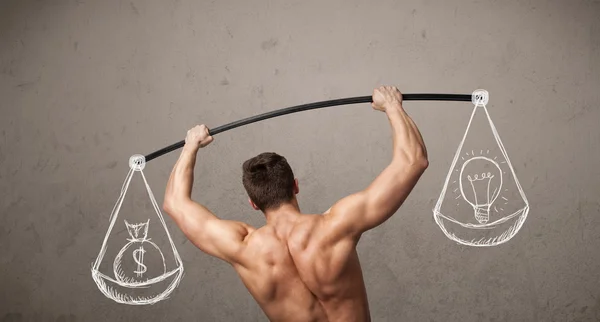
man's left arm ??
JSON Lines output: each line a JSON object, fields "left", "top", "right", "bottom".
{"left": 163, "top": 125, "right": 252, "bottom": 265}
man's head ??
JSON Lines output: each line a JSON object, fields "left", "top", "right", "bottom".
{"left": 242, "top": 152, "right": 299, "bottom": 212}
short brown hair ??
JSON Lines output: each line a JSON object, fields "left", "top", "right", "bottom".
{"left": 242, "top": 152, "right": 295, "bottom": 212}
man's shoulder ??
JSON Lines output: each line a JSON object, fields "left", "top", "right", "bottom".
{"left": 288, "top": 214, "right": 330, "bottom": 248}
{"left": 295, "top": 213, "right": 325, "bottom": 229}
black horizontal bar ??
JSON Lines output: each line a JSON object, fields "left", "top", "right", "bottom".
{"left": 144, "top": 93, "right": 472, "bottom": 162}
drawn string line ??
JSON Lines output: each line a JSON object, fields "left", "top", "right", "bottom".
{"left": 143, "top": 93, "right": 473, "bottom": 162}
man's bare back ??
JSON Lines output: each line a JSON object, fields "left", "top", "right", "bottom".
{"left": 232, "top": 224, "right": 328, "bottom": 322}
{"left": 231, "top": 213, "right": 371, "bottom": 322}
{"left": 163, "top": 86, "right": 428, "bottom": 321}
{"left": 288, "top": 215, "right": 371, "bottom": 322}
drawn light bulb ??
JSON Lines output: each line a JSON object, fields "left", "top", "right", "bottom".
{"left": 459, "top": 156, "right": 503, "bottom": 224}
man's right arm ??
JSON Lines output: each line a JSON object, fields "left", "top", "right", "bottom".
{"left": 321, "top": 86, "right": 429, "bottom": 242}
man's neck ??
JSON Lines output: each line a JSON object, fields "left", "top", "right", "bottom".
{"left": 264, "top": 203, "right": 301, "bottom": 238}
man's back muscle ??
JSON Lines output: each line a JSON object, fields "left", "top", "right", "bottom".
{"left": 288, "top": 216, "right": 371, "bottom": 322}
{"left": 233, "top": 226, "right": 328, "bottom": 322}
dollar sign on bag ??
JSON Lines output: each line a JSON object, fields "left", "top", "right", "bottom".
{"left": 133, "top": 246, "right": 147, "bottom": 277}
{"left": 113, "top": 219, "right": 167, "bottom": 284}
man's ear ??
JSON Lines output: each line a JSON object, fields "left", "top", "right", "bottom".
{"left": 249, "top": 198, "right": 260, "bottom": 210}
{"left": 294, "top": 178, "right": 299, "bottom": 194}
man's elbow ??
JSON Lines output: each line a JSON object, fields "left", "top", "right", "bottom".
{"left": 394, "top": 151, "right": 429, "bottom": 173}
{"left": 162, "top": 195, "right": 178, "bottom": 215}
{"left": 163, "top": 195, "right": 193, "bottom": 219}
{"left": 162, "top": 200, "right": 172, "bottom": 214}
{"left": 416, "top": 155, "right": 429, "bottom": 172}
{"left": 408, "top": 146, "right": 429, "bottom": 172}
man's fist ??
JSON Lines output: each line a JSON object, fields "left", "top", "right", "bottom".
{"left": 372, "top": 86, "right": 403, "bottom": 112}
{"left": 185, "top": 124, "right": 214, "bottom": 148}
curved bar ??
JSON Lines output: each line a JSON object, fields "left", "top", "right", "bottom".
{"left": 144, "top": 93, "right": 472, "bottom": 162}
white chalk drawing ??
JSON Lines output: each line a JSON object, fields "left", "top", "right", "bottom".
{"left": 459, "top": 156, "right": 503, "bottom": 225}
{"left": 113, "top": 220, "right": 167, "bottom": 284}
{"left": 91, "top": 155, "right": 184, "bottom": 305}
{"left": 434, "top": 90, "right": 529, "bottom": 246}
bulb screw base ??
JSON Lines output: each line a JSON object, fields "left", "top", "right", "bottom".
{"left": 474, "top": 206, "right": 490, "bottom": 224}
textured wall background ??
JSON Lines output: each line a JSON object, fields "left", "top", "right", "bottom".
{"left": 1, "top": 0, "right": 599, "bottom": 321}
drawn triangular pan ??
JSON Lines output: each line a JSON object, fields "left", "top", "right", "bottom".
{"left": 91, "top": 155, "right": 184, "bottom": 305}
{"left": 433, "top": 91, "right": 529, "bottom": 246}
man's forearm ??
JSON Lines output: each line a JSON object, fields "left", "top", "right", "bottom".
{"left": 386, "top": 104, "right": 416, "bottom": 160}
{"left": 385, "top": 104, "right": 406, "bottom": 153}
{"left": 385, "top": 104, "right": 427, "bottom": 166}
{"left": 165, "top": 143, "right": 200, "bottom": 204}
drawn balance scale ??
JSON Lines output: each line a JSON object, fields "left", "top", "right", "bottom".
{"left": 91, "top": 90, "right": 529, "bottom": 304}
{"left": 433, "top": 90, "right": 529, "bottom": 246}
{"left": 91, "top": 156, "right": 184, "bottom": 305}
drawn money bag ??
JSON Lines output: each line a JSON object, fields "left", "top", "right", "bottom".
{"left": 113, "top": 220, "right": 166, "bottom": 284}
{"left": 91, "top": 155, "right": 184, "bottom": 305}
{"left": 433, "top": 90, "right": 529, "bottom": 247}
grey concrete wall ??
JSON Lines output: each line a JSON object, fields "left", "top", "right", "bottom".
{"left": 1, "top": 0, "right": 599, "bottom": 321}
